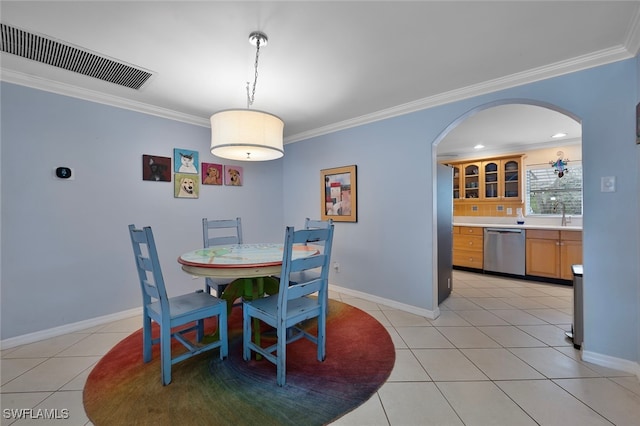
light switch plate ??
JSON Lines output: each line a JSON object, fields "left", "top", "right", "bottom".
{"left": 601, "top": 176, "right": 615, "bottom": 192}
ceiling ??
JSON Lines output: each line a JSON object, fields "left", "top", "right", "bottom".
{"left": 437, "top": 103, "right": 582, "bottom": 159}
{"left": 1, "top": 1, "right": 639, "bottom": 151}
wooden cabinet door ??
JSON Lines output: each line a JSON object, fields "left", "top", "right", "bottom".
{"left": 502, "top": 158, "right": 521, "bottom": 200}
{"left": 482, "top": 160, "right": 500, "bottom": 200}
{"left": 560, "top": 231, "right": 582, "bottom": 280}
{"left": 453, "top": 166, "right": 461, "bottom": 200}
{"left": 526, "top": 238, "right": 560, "bottom": 278}
{"left": 462, "top": 162, "right": 481, "bottom": 200}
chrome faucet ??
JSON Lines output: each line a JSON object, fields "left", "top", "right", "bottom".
{"left": 554, "top": 201, "right": 567, "bottom": 226}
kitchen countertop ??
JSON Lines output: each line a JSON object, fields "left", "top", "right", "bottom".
{"left": 454, "top": 222, "right": 582, "bottom": 231}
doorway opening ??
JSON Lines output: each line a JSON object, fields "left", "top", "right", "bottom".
{"left": 431, "top": 99, "right": 582, "bottom": 307}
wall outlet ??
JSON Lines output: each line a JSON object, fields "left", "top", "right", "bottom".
{"left": 333, "top": 262, "right": 340, "bottom": 272}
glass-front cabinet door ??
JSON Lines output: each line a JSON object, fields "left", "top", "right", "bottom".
{"left": 483, "top": 161, "right": 499, "bottom": 199}
{"left": 452, "top": 166, "right": 460, "bottom": 200}
{"left": 502, "top": 159, "right": 520, "bottom": 199}
{"left": 463, "top": 163, "right": 480, "bottom": 200}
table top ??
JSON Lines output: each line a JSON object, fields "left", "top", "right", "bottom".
{"left": 178, "top": 243, "right": 318, "bottom": 269}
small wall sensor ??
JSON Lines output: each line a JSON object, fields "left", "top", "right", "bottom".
{"left": 54, "top": 167, "right": 74, "bottom": 180}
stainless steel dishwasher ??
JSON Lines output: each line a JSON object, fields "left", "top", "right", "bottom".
{"left": 484, "top": 228, "right": 526, "bottom": 276}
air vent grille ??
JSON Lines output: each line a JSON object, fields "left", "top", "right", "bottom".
{"left": 0, "top": 23, "right": 152, "bottom": 90}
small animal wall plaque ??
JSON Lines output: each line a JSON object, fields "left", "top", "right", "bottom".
{"left": 224, "top": 165, "right": 243, "bottom": 186}
{"left": 174, "top": 149, "right": 199, "bottom": 174}
{"left": 174, "top": 173, "right": 199, "bottom": 198}
{"left": 142, "top": 155, "right": 171, "bottom": 182}
{"left": 202, "top": 162, "right": 223, "bottom": 185}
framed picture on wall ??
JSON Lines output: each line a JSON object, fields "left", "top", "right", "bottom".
{"left": 321, "top": 165, "right": 357, "bottom": 222}
{"left": 142, "top": 155, "right": 171, "bottom": 182}
{"left": 174, "top": 173, "right": 199, "bottom": 198}
{"left": 224, "top": 165, "right": 243, "bottom": 186}
{"left": 173, "top": 148, "right": 199, "bottom": 174}
{"left": 201, "top": 162, "right": 223, "bottom": 185}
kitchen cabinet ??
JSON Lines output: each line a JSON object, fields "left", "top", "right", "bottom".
{"left": 462, "top": 162, "right": 482, "bottom": 200}
{"left": 559, "top": 231, "right": 583, "bottom": 280}
{"left": 453, "top": 226, "right": 483, "bottom": 269}
{"left": 452, "top": 165, "right": 461, "bottom": 200}
{"left": 487, "top": 157, "right": 521, "bottom": 200}
{"left": 525, "top": 230, "right": 582, "bottom": 280}
{"left": 448, "top": 155, "right": 522, "bottom": 202}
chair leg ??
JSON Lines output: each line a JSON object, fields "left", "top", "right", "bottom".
{"left": 160, "top": 324, "right": 172, "bottom": 385}
{"left": 242, "top": 307, "right": 251, "bottom": 361}
{"left": 218, "top": 307, "right": 228, "bottom": 359}
{"left": 318, "top": 309, "right": 327, "bottom": 362}
{"left": 276, "top": 325, "right": 287, "bottom": 386}
{"left": 142, "top": 316, "right": 152, "bottom": 363}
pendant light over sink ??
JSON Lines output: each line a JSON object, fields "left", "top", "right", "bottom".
{"left": 210, "top": 31, "right": 284, "bottom": 161}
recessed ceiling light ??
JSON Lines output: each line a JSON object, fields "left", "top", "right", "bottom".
{"left": 551, "top": 132, "right": 567, "bottom": 138}
{"left": 474, "top": 144, "right": 485, "bottom": 150}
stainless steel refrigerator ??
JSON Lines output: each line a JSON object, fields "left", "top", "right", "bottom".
{"left": 437, "top": 163, "right": 453, "bottom": 304}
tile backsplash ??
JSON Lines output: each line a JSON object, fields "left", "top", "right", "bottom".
{"left": 453, "top": 202, "right": 524, "bottom": 217}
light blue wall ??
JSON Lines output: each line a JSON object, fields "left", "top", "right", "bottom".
{"left": 2, "top": 58, "right": 638, "bottom": 365}
{"left": 0, "top": 83, "right": 284, "bottom": 339}
{"left": 283, "top": 58, "right": 639, "bottom": 364}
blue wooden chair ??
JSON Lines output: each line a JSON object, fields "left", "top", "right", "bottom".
{"left": 202, "top": 217, "right": 243, "bottom": 296}
{"left": 242, "top": 225, "right": 334, "bottom": 386}
{"left": 128, "top": 224, "right": 228, "bottom": 386}
{"left": 304, "top": 217, "right": 333, "bottom": 230}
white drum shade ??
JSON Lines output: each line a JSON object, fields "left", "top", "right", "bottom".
{"left": 210, "top": 109, "right": 284, "bottom": 161}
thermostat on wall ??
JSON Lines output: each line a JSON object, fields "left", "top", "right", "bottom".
{"left": 54, "top": 167, "right": 75, "bottom": 180}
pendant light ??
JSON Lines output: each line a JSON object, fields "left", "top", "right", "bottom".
{"left": 210, "top": 31, "right": 284, "bottom": 161}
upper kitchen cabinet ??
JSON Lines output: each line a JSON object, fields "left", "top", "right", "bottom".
{"left": 448, "top": 155, "right": 523, "bottom": 203}
{"left": 501, "top": 158, "right": 521, "bottom": 200}
{"left": 452, "top": 165, "right": 461, "bottom": 200}
{"left": 462, "top": 162, "right": 481, "bottom": 200}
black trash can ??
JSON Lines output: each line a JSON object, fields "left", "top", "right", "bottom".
{"left": 566, "top": 264, "right": 583, "bottom": 349}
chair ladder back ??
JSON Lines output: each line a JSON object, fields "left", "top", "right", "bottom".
{"left": 202, "top": 217, "right": 243, "bottom": 248}
{"left": 278, "top": 226, "right": 334, "bottom": 309}
{"left": 304, "top": 218, "right": 333, "bottom": 230}
{"left": 128, "top": 225, "right": 169, "bottom": 308}
{"left": 287, "top": 277, "right": 323, "bottom": 300}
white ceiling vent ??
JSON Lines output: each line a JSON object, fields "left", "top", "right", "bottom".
{"left": 0, "top": 23, "right": 153, "bottom": 90}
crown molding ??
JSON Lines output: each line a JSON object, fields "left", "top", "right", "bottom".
{"left": 0, "top": 69, "right": 210, "bottom": 128}
{"left": 284, "top": 45, "right": 633, "bottom": 144}
{"left": 625, "top": 4, "right": 640, "bottom": 56}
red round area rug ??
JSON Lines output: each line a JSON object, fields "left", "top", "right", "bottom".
{"left": 83, "top": 299, "right": 395, "bottom": 426}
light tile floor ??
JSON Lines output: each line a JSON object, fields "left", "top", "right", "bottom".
{"left": 2, "top": 270, "right": 639, "bottom": 425}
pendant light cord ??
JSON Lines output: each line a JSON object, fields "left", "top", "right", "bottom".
{"left": 246, "top": 35, "right": 263, "bottom": 108}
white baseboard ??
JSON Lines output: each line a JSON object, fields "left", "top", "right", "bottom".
{"left": 329, "top": 284, "right": 440, "bottom": 320}
{"left": 582, "top": 349, "right": 640, "bottom": 379}
{"left": 1, "top": 307, "right": 142, "bottom": 350}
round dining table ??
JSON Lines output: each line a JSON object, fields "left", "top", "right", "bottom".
{"left": 178, "top": 243, "right": 320, "bottom": 354}
{"left": 177, "top": 243, "right": 319, "bottom": 279}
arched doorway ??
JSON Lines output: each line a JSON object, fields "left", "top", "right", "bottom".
{"left": 431, "top": 99, "right": 582, "bottom": 308}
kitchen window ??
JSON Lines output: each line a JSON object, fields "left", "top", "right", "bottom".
{"left": 525, "top": 162, "right": 583, "bottom": 216}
